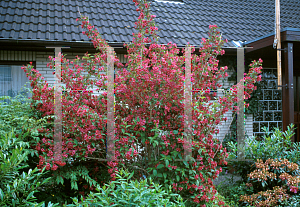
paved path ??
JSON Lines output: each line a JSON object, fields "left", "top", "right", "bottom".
{"left": 213, "top": 173, "right": 242, "bottom": 187}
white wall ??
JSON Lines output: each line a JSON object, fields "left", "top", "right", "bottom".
{"left": 212, "top": 69, "right": 254, "bottom": 142}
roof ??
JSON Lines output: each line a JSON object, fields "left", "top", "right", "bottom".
{"left": 0, "top": 0, "right": 300, "bottom": 48}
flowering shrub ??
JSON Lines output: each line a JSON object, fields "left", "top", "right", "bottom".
{"left": 240, "top": 158, "right": 300, "bottom": 206}
{"left": 22, "top": 0, "right": 263, "bottom": 205}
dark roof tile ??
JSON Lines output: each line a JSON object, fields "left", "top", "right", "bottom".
{"left": 102, "top": 33, "right": 110, "bottom": 41}
{"left": 63, "top": 32, "right": 68, "bottom": 41}
{"left": 10, "top": 30, "right": 18, "bottom": 39}
{"left": 1, "top": 30, "right": 8, "bottom": 38}
{"left": 28, "top": 23, "right": 34, "bottom": 31}
{"left": 27, "top": 30, "right": 32, "bottom": 39}
{"left": 71, "top": 32, "right": 76, "bottom": 41}
{"left": 0, "top": 30, "right": 5, "bottom": 38}
{"left": 54, "top": 31, "right": 61, "bottom": 40}
{"left": 0, "top": 0, "right": 299, "bottom": 45}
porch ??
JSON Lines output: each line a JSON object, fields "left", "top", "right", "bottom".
{"left": 245, "top": 27, "right": 300, "bottom": 142}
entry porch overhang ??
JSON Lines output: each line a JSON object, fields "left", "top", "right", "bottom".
{"left": 244, "top": 27, "right": 300, "bottom": 142}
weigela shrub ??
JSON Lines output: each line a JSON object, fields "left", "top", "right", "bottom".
{"left": 22, "top": 0, "right": 263, "bottom": 205}
{"left": 240, "top": 158, "right": 300, "bottom": 206}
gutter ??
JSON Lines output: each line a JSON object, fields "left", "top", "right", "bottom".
{"left": 0, "top": 37, "right": 237, "bottom": 48}
{"left": 0, "top": 38, "right": 239, "bottom": 55}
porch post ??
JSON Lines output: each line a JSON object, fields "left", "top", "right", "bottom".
{"left": 282, "top": 42, "right": 294, "bottom": 141}
{"left": 237, "top": 47, "right": 245, "bottom": 160}
{"left": 46, "top": 46, "right": 69, "bottom": 163}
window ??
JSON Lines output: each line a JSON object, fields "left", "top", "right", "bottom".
{"left": 0, "top": 63, "right": 31, "bottom": 99}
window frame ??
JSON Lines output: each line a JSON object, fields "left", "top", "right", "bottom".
{"left": 0, "top": 61, "right": 36, "bottom": 98}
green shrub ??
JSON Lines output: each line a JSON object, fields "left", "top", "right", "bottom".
{"left": 226, "top": 124, "right": 296, "bottom": 183}
{"left": 0, "top": 87, "right": 32, "bottom": 133}
{"left": 0, "top": 86, "right": 107, "bottom": 205}
{"left": 0, "top": 87, "right": 51, "bottom": 145}
{"left": 0, "top": 129, "right": 58, "bottom": 207}
{"left": 227, "top": 124, "right": 295, "bottom": 162}
{"left": 0, "top": 88, "right": 67, "bottom": 204}
{"left": 66, "top": 168, "right": 185, "bottom": 207}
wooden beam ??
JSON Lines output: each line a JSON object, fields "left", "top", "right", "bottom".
{"left": 276, "top": 0, "right": 282, "bottom": 88}
{"left": 282, "top": 31, "right": 300, "bottom": 42}
{"left": 245, "top": 36, "right": 274, "bottom": 53}
{"left": 282, "top": 42, "right": 295, "bottom": 141}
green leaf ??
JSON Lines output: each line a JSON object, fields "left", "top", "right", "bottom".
{"left": 0, "top": 188, "right": 4, "bottom": 200}
{"left": 165, "top": 160, "right": 169, "bottom": 167}
{"left": 128, "top": 171, "right": 134, "bottom": 180}
{"left": 163, "top": 173, "right": 167, "bottom": 179}
{"left": 153, "top": 170, "right": 157, "bottom": 176}
{"left": 157, "top": 164, "right": 164, "bottom": 169}
{"left": 13, "top": 180, "right": 17, "bottom": 188}
{"left": 26, "top": 191, "right": 35, "bottom": 200}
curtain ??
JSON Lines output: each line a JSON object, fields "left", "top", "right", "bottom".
{"left": 0, "top": 65, "right": 31, "bottom": 100}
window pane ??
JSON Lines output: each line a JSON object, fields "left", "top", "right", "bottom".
{"left": 0, "top": 65, "right": 31, "bottom": 99}
{"left": 0, "top": 65, "right": 12, "bottom": 97}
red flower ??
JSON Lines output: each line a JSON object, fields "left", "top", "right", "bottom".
{"left": 290, "top": 186, "right": 298, "bottom": 194}
{"left": 45, "top": 163, "right": 51, "bottom": 170}
{"left": 51, "top": 164, "right": 58, "bottom": 171}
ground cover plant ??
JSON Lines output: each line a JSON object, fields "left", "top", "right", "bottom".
{"left": 20, "top": 0, "right": 263, "bottom": 205}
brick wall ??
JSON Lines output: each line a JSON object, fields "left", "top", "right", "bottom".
{"left": 212, "top": 69, "right": 254, "bottom": 142}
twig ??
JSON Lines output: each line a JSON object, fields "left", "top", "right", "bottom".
{"left": 126, "top": 163, "right": 150, "bottom": 176}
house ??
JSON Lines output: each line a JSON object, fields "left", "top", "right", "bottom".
{"left": 0, "top": 0, "right": 300, "bottom": 142}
